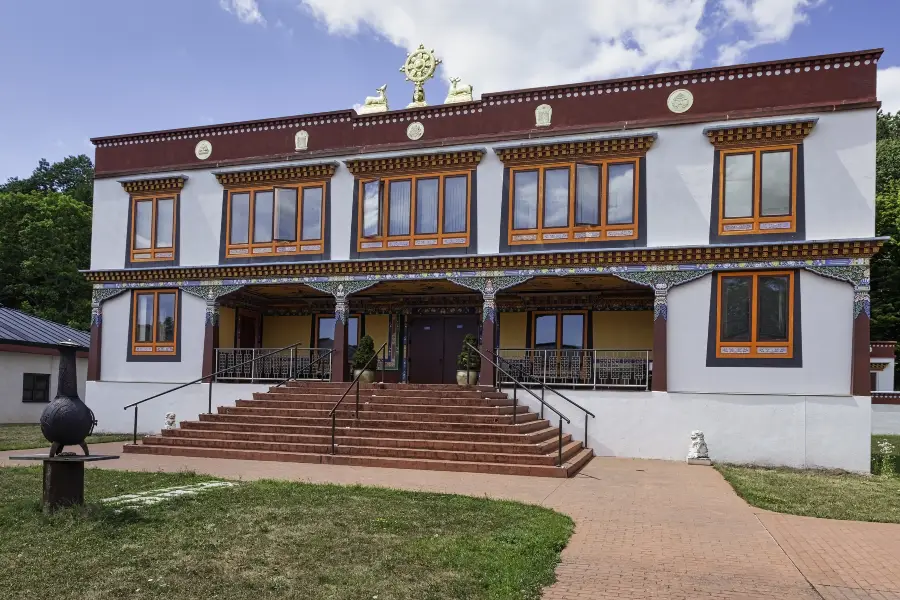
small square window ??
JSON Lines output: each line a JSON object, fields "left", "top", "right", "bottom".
{"left": 22, "top": 373, "right": 50, "bottom": 403}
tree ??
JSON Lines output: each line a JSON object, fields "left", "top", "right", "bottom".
{"left": 872, "top": 111, "right": 900, "bottom": 374}
{"left": 0, "top": 191, "right": 92, "bottom": 330}
{"left": 1, "top": 154, "right": 94, "bottom": 206}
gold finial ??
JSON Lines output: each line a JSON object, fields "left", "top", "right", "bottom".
{"left": 399, "top": 44, "right": 441, "bottom": 108}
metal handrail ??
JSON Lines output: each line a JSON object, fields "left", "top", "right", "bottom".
{"left": 274, "top": 349, "right": 334, "bottom": 388}
{"left": 123, "top": 341, "right": 329, "bottom": 444}
{"left": 328, "top": 342, "right": 388, "bottom": 454}
{"left": 489, "top": 349, "right": 595, "bottom": 447}
{"left": 465, "top": 342, "right": 570, "bottom": 467}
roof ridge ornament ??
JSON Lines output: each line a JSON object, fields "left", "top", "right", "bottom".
{"left": 400, "top": 44, "right": 441, "bottom": 108}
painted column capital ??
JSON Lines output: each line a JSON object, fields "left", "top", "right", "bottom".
{"left": 612, "top": 269, "right": 712, "bottom": 320}
{"left": 304, "top": 279, "right": 379, "bottom": 323}
{"left": 90, "top": 287, "right": 129, "bottom": 326}
{"left": 181, "top": 284, "right": 244, "bottom": 326}
{"left": 804, "top": 265, "right": 870, "bottom": 318}
{"left": 447, "top": 275, "right": 531, "bottom": 322}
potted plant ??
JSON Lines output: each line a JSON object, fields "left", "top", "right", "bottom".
{"left": 456, "top": 334, "right": 481, "bottom": 385}
{"left": 352, "top": 334, "right": 377, "bottom": 383}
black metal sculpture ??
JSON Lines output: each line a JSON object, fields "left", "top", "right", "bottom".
{"left": 40, "top": 340, "right": 96, "bottom": 457}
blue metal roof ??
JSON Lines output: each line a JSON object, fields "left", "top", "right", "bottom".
{"left": 0, "top": 306, "right": 90, "bottom": 349}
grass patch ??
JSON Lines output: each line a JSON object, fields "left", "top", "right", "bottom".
{"left": 873, "top": 434, "right": 900, "bottom": 454}
{"left": 716, "top": 464, "right": 900, "bottom": 524}
{"left": 0, "top": 467, "right": 572, "bottom": 600}
{"left": 0, "top": 424, "right": 132, "bottom": 451}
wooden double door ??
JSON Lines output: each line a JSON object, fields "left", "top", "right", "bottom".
{"left": 407, "top": 315, "right": 479, "bottom": 384}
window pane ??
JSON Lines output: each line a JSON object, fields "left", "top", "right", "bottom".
{"left": 253, "top": 191, "right": 274, "bottom": 243}
{"left": 561, "top": 314, "right": 584, "bottom": 349}
{"left": 388, "top": 180, "right": 411, "bottom": 236}
{"left": 543, "top": 168, "right": 569, "bottom": 228}
{"left": 534, "top": 315, "right": 557, "bottom": 349}
{"left": 415, "top": 178, "right": 439, "bottom": 235}
{"left": 362, "top": 181, "right": 381, "bottom": 237}
{"left": 724, "top": 154, "right": 754, "bottom": 218}
{"left": 761, "top": 151, "right": 791, "bottom": 216}
{"left": 720, "top": 277, "right": 752, "bottom": 342}
{"left": 23, "top": 374, "right": 33, "bottom": 390}
{"left": 157, "top": 293, "right": 176, "bottom": 344}
{"left": 154, "top": 198, "right": 174, "bottom": 248}
{"left": 302, "top": 187, "right": 323, "bottom": 241}
{"left": 274, "top": 188, "right": 298, "bottom": 241}
{"left": 513, "top": 171, "right": 538, "bottom": 230}
{"left": 34, "top": 375, "right": 48, "bottom": 391}
{"left": 230, "top": 193, "right": 250, "bottom": 245}
{"left": 575, "top": 165, "right": 600, "bottom": 225}
{"left": 317, "top": 317, "right": 336, "bottom": 348}
{"left": 135, "top": 294, "right": 154, "bottom": 343}
{"left": 757, "top": 275, "right": 790, "bottom": 342}
{"left": 134, "top": 200, "right": 153, "bottom": 249}
{"left": 443, "top": 176, "right": 468, "bottom": 234}
{"left": 607, "top": 163, "right": 635, "bottom": 225}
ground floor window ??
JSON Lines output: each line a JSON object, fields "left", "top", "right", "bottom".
{"left": 315, "top": 315, "right": 360, "bottom": 360}
{"left": 131, "top": 289, "right": 179, "bottom": 357}
{"left": 716, "top": 271, "right": 795, "bottom": 359}
{"left": 532, "top": 312, "right": 587, "bottom": 349}
{"left": 22, "top": 373, "right": 50, "bottom": 403}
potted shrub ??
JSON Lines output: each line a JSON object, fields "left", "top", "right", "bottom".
{"left": 456, "top": 334, "right": 481, "bottom": 385}
{"left": 352, "top": 334, "right": 378, "bottom": 383}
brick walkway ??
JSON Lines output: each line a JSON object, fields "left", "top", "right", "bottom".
{"left": 4, "top": 444, "right": 900, "bottom": 599}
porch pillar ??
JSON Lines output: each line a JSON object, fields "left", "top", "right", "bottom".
{"left": 480, "top": 291, "right": 497, "bottom": 387}
{"left": 180, "top": 285, "right": 244, "bottom": 379}
{"left": 87, "top": 288, "right": 128, "bottom": 381}
{"left": 851, "top": 272, "right": 872, "bottom": 396}
{"left": 331, "top": 295, "right": 351, "bottom": 382}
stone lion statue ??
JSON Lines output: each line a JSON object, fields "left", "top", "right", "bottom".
{"left": 164, "top": 412, "right": 176, "bottom": 430}
{"left": 687, "top": 430, "right": 709, "bottom": 460}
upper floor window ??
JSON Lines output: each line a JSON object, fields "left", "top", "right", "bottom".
{"left": 719, "top": 146, "right": 797, "bottom": 235}
{"left": 130, "top": 194, "right": 176, "bottom": 262}
{"left": 226, "top": 183, "right": 325, "bottom": 257}
{"left": 131, "top": 289, "right": 179, "bottom": 357}
{"left": 716, "top": 271, "right": 794, "bottom": 359}
{"left": 508, "top": 159, "right": 639, "bottom": 246}
{"left": 358, "top": 172, "right": 471, "bottom": 252}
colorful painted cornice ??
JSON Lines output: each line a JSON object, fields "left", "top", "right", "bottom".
{"left": 495, "top": 135, "right": 656, "bottom": 165}
{"left": 705, "top": 120, "right": 817, "bottom": 148}
{"left": 214, "top": 163, "right": 337, "bottom": 187}
{"left": 120, "top": 176, "right": 186, "bottom": 194}
{"left": 344, "top": 150, "right": 484, "bottom": 176}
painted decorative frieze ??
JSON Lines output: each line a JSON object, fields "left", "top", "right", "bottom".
{"left": 214, "top": 163, "right": 336, "bottom": 187}
{"left": 447, "top": 275, "right": 532, "bottom": 322}
{"left": 181, "top": 284, "right": 244, "bottom": 326}
{"left": 119, "top": 176, "right": 186, "bottom": 195}
{"left": 90, "top": 287, "right": 129, "bottom": 326}
{"left": 805, "top": 264, "right": 870, "bottom": 318}
{"left": 304, "top": 280, "right": 379, "bottom": 323}
{"left": 612, "top": 269, "right": 712, "bottom": 320}
{"left": 704, "top": 119, "right": 817, "bottom": 148}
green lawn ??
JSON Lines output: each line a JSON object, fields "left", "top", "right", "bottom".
{"left": 716, "top": 464, "right": 900, "bottom": 524}
{"left": 873, "top": 434, "right": 900, "bottom": 454}
{"left": 0, "top": 423, "right": 132, "bottom": 451}
{"left": 0, "top": 467, "right": 572, "bottom": 600}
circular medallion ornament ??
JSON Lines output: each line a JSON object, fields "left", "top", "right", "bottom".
{"left": 195, "top": 140, "right": 212, "bottom": 160}
{"left": 667, "top": 89, "right": 694, "bottom": 114}
{"left": 406, "top": 121, "right": 425, "bottom": 140}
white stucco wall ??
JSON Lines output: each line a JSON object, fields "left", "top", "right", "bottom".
{"left": 0, "top": 352, "right": 88, "bottom": 424}
{"left": 100, "top": 291, "right": 206, "bottom": 383}
{"left": 85, "top": 381, "right": 268, "bottom": 434}
{"left": 509, "top": 388, "right": 871, "bottom": 472}
{"left": 873, "top": 404, "right": 900, "bottom": 435}
{"left": 667, "top": 270, "right": 853, "bottom": 396}
{"left": 89, "top": 109, "right": 876, "bottom": 271}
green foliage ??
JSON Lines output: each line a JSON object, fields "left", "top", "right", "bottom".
{"left": 0, "top": 155, "right": 94, "bottom": 206}
{"left": 457, "top": 333, "right": 481, "bottom": 370}
{"left": 0, "top": 191, "right": 92, "bottom": 330}
{"left": 352, "top": 334, "right": 377, "bottom": 370}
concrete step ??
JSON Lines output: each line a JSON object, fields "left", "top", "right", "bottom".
{"left": 252, "top": 391, "right": 515, "bottom": 406}
{"left": 218, "top": 405, "right": 540, "bottom": 425}
{"left": 235, "top": 399, "right": 528, "bottom": 415}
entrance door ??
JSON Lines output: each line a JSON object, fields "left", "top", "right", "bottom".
{"left": 442, "top": 315, "right": 479, "bottom": 383}
{"left": 408, "top": 317, "right": 444, "bottom": 383}
{"left": 237, "top": 314, "right": 258, "bottom": 348}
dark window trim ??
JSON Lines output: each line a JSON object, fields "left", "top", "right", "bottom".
{"left": 124, "top": 193, "right": 180, "bottom": 268}
{"left": 706, "top": 271, "right": 803, "bottom": 368}
{"left": 709, "top": 145, "right": 805, "bottom": 244}
{"left": 127, "top": 289, "right": 183, "bottom": 362}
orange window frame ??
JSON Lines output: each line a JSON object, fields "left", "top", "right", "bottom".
{"left": 357, "top": 171, "right": 472, "bottom": 253}
{"left": 531, "top": 311, "right": 588, "bottom": 349}
{"left": 130, "top": 194, "right": 177, "bottom": 262}
{"left": 716, "top": 271, "right": 795, "bottom": 359}
{"left": 508, "top": 159, "right": 639, "bottom": 246}
{"left": 131, "top": 290, "right": 178, "bottom": 356}
{"left": 718, "top": 145, "right": 798, "bottom": 235}
{"left": 225, "top": 182, "right": 326, "bottom": 258}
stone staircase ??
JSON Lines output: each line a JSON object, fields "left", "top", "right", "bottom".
{"left": 123, "top": 381, "right": 593, "bottom": 477}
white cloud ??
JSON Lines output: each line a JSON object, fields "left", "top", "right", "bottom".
{"left": 879, "top": 67, "right": 900, "bottom": 115}
{"left": 220, "top": 0, "right": 266, "bottom": 25}
{"left": 715, "top": 0, "right": 819, "bottom": 64}
{"left": 298, "top": 0, "right": 820, "bottom": 96}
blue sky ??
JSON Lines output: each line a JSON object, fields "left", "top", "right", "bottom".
{"left": 0, "top": 0, "right": 898, "bottom": 182}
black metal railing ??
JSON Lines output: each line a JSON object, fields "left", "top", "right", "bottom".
{"left": 123, "top": 342, "right": 334, "bottom": 444}
{"left": 489, "top": 349, "right": 595, "bottom": 447}
{"left": 328, "top": 343, "right": 388, "bottom": 455}
{"left": 465, "top": 343, "right": 570, "bottom": 467}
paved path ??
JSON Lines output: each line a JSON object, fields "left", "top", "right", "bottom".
{"left": 4, "top": 444, "right": 900, "bottom": 599}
